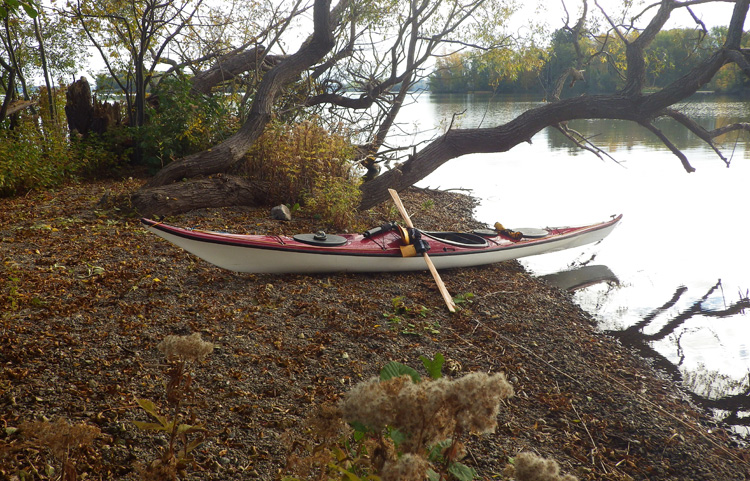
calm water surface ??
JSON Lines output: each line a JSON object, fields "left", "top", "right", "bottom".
{"left": 395, "top": 93, "right": 750, "bottom": 435}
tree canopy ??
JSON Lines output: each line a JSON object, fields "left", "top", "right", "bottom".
{"left": 0, "top": 0, "right": 38, "bottom": 19}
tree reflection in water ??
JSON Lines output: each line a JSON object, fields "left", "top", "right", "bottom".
{"left": 606, "top": 280, "right": 750, "bottom": 435}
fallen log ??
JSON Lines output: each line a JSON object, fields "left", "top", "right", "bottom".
{"left": 4, "top": 100, "right": 36, "bottom": 116}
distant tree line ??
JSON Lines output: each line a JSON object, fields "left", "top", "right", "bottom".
{"left": 430, "top": 27, "right": 750, "bottom": 96}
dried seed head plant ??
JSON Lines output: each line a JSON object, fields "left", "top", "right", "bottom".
{"left": 284, "top": 356, "right": 577, "bottom": 481}
{"left": 325, "top": 358, "right": 518, "bottom": 480}
{"left": 340, "top": 372, "right": 513, "bottom": 454}
{"left": 21, "top": 417, "right": 100, "bottom": 481}
{"left": 135, "top": 333, "right": 214, "bottom": 481}
{"left": 379, "top": 453, "right": 429, "bottom": 481}
{"left": 510, "top": 451, "right": 579, "bottom": 481}
{"left": 157, "top": 332, "right": 214, "bottom": 363}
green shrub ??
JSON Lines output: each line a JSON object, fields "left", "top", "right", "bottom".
{"left": 138, "top": 75, "right": 239, "bottom": 172}
{"left": 0, "top": 85, "right": 136, "bottom": 196}
{"left": 305, "top": 173, "right": 362, "bottom": 230}
{"left": 0, "top": 102, "right": 76, "bottom": 196}
{"left": 70, "top": 126, "right": 134, "bottom": 178}
{"left": 245, "top": 120, "right": 361, "bottom": 229}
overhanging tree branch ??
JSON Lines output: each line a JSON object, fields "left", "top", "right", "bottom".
{"left": 125, "top": 0, "right": 750, "bottom": 217}
{"left": 141, "top": 0, "right": 342, "bottom": 190}
{"left": 640, "top": 119, "right": 696, "bottom": 172}
{"left": 358, "top": 1, "right": 750, "bottom": 212}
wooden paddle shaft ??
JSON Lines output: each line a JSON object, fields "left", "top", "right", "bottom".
{"left": 389, "top": 191, "right": 415, "bottom": 229}
{"left": 388, "top": 189, "right": 456, "bottom": 312}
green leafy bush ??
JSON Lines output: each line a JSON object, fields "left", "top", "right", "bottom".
{"left": 305, "top": 173, "right": 362, "bottom": 230}
{"left": 70, "top": 126, "right": 134, "bottom": 178}
{"left": 138, "top": 75, "right": 238, "bottom": 172}
{"left": 245, "top": 120, "right": 360, "bottom": 229}
{"left": 0, "top": 102, "right": 75, "bottom": 196}
{"left": 0, "top": 87, "right": 130, "bottom": 196}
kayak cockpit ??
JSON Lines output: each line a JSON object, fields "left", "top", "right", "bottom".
{"left": 420, "top": 231, "right": 489, "bottom": 248}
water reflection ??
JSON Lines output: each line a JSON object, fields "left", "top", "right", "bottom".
{"left": 540, "top": 265, "right": 619, "bottom": 291}
{"left": 603, "top": 280, "right": 750, "bottom": 435}
{"left": 541, "top": 266, "right": 750, "bottom": 434}
{"left": 403, "top": 93, "right": 750, "bottom": 437}
{"left": 548, "top": 117, "right": 750, "bottom": 156}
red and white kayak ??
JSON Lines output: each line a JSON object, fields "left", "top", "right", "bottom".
{"left": 141, "top": 215, "right": 622, "bottom": 274}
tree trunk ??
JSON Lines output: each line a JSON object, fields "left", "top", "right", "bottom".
{"left": 129, "top": 175, "right": 269, "bottom": 217}
{"left": 190, "top": 46, "right": 282, "bottom": 95}
{"left": 128, "top": 0, "right": 338, "bottom": 216}
{"left": 65, "top": 78, "right": 96, "bottom": 137}
{"left": 33, "top": 17, "right": 56, "bottom": 122}
{"left": 0, "top": 66, "right": 16, "bottom": 122}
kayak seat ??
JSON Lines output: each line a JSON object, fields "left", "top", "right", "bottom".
{"left": 420, "top": 231, "right": 489, "bottom": 248}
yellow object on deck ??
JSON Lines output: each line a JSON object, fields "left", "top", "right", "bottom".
{"left": 494, "top": 222, "right": 523, "bottom": 241}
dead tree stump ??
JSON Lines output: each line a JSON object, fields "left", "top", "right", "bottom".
{"left": 65, "top": 77, "right": 122, "bottom": 138}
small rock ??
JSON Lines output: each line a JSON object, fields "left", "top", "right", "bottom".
{"left": 270, "top": 205, "right": 292, "bottom": 221}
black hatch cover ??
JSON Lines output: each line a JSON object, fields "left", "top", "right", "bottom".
{"left": 293, "top": 231, "right": 348, "bottom": 246}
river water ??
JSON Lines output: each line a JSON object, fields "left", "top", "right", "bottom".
{"left": 395, "top": 93, "right": 750, "bottom": 436}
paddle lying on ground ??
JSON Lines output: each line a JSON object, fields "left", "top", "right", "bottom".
{"left": 388, "top": 188, "right": 457, "bottom": 313}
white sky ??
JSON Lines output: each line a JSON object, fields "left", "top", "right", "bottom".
{"left": 513, "top": 0, "right": 742, "bottom": 32}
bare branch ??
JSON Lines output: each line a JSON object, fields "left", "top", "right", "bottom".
{"left": 554, "top": 123, "right": 622, "bottom": 166}
{"left": 709, "top": 122, "right": 750, "bottom": 138}
{"left": 661, "top": 108, "right": 728, "bottom": 163}
{"left": 638, "top": 120, "right": 696, "bottom": 172}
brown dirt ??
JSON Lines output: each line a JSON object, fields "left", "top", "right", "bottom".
{"left": 1, "top": 178, "right": 748, "bottom": 480}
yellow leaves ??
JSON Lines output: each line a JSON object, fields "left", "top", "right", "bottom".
{"left": 245, "top": 119, "right": 357, "bottom": 216}
{"left": 177, "top": 116, "right": 208, "bottom": 143}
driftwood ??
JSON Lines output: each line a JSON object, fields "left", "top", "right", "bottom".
{"left": 128, "top": 175, "right": 269, "bottom": 217}
{"left": 4, "top": 100, "right": 36, "bottom": 116}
